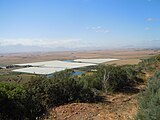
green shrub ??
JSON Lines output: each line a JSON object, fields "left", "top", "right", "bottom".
{"left": 78, "top": 65, "right": 142, "bottom": 93}
{"left": 0, "top": 82, "right": 40, "bottom": 120}
{"left": 135, "top": 72, "right": 160, "bottom": 120}
{"left": 24, "top": 70, "right": 97, "bottom": 111}
{"left": 138, "top": 54, "right": 160, "bottom": 72}
{"left": 94, "top": 65, "right": 137, "bottom": 92}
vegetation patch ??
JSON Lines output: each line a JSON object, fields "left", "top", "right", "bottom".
{"left": 135, "top": 72, "right": 160, "bottom": 120}
{"left": 0, "top": 55, "right": 159, "bottom": 120}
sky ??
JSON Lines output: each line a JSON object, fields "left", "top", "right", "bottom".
{"left": 0, "top": 0, "right": 160, "bottom": 53}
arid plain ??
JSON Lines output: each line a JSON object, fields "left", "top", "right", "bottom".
{"left": 0, "top": 49, "right": 159, "bottom": 65}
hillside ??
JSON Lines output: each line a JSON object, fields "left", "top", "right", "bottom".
{"left": 0, "top": 54, "right": 159, "bottom": 120}
{"left": 43, "top": 55, "right": 160, "bottom": 120}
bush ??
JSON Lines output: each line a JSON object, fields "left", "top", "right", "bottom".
{"left": 135, "top": 72, "right": 160, "bottom": 120}
{"left": 24, "top": 70, "right": 97, "bottom": 111}
{"left": 93, "top": 65, "right": 138, "bottom": 92}
{"left": 0, "top": 82, "right": 39, "bottom": 120}
{"left": 78, "top": 65, "right": 142, "bottom": 94}
{"left": 0, "top": 70, "right": 98, "bottom": 120}
{"left": 122, "top": 65, "right": 144, "bottom": 85}
{"left": 138, "top": 55, "right": 160, "bottom": 72}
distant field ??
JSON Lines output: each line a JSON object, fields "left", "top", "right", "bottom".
{"left": 106, "top": 59, "right": 141, "bottom": 65}
{"left": 0, "top": 49, "right": 159, "bottom": 65}
{"left": 0, "top": 70, "right": 36, "bottom": 84}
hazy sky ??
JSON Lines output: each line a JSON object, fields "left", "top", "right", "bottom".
{"left": 0, "top": 0, "right": 160, "bottom": 53}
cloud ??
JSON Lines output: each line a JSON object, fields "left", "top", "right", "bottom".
{"left": 146, "top": 17, "right": 160, "bottom": 22}
{"left": 0, "top": 38, "right": 113, "bottom": 53}
{"left": 146, "top": 17, "right": 154, "bottom": 22}
{"left": 87, "top": 26, "right": 109, "bottom": 33}
{"left": 0, "top": 38, "right": 98, "bottom": 53}
{"left": 0, "top": 38, "right": 89, "bottom": 48}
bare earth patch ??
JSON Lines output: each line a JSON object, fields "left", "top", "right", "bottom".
{"left": 44, "top": 85, "right": 146, "bottom": 120}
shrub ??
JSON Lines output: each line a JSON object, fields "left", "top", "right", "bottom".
{"left": 93, "top": 65, "right": 136, "bottom": 92}
{"left": 78, "top": 65, "right": 142, "bottom": 94}
{"left": 24, "top": 70, "right": 97, "bottom": 111}
{"left": 135, "top": 72, "right": 160, "bottom": 120}
{"left": 0, "top": 82, "right": 39, "bottom": 120}
{"left": 138, "top": 54, "right": 160, "bottom": 72}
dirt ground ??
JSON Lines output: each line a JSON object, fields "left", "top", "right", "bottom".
{"left": 0, "top": 49, "right": 159, "bottom": 65}
{"left": 44, "top": 85, "right": 145, "bottom": 120}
